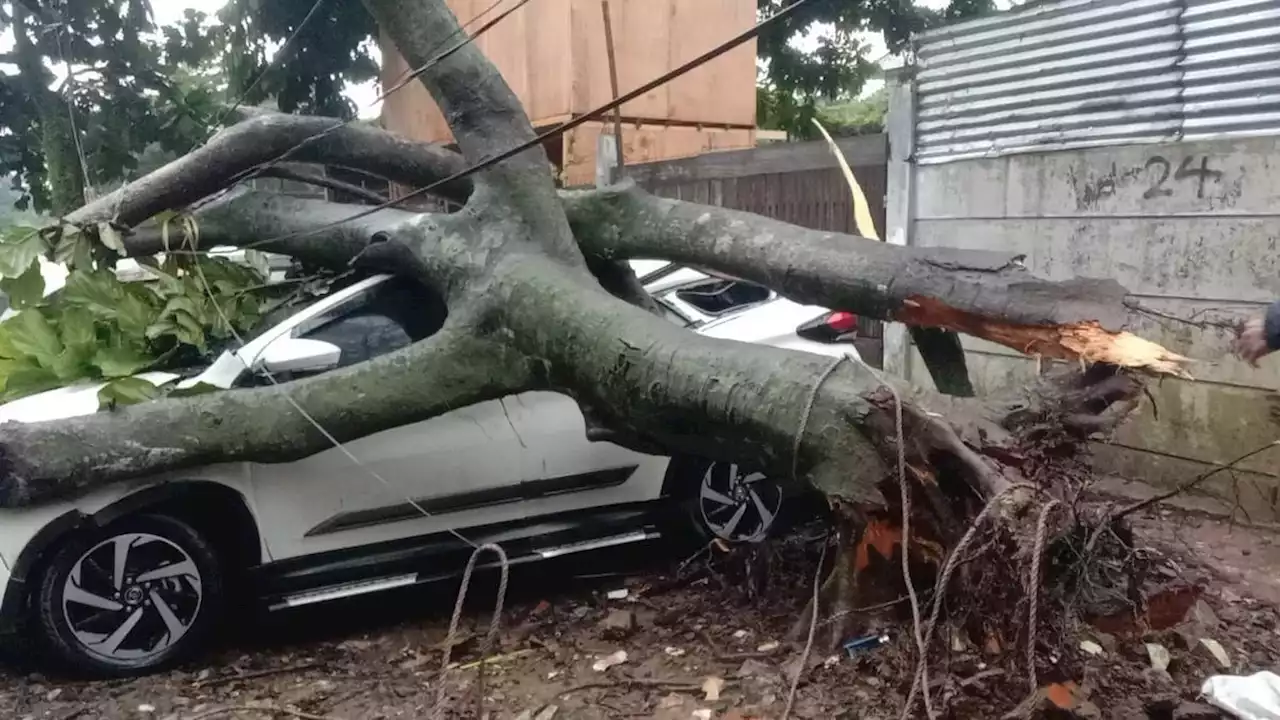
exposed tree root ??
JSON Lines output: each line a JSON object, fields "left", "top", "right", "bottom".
{"left": 780, "top": 362, "right": 1154, "bottom": 718}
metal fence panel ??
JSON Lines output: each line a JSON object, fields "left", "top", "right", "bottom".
{"left": 915, "top": 0, "right": 1280, "bottom": 164}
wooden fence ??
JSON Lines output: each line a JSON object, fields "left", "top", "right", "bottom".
{"left": 624, "top": 134, "right": 888, "bottom": 239}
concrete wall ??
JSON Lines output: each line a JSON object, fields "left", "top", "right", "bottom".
{"left": 906, "top": 136, "right": 1280, "bottom": 521}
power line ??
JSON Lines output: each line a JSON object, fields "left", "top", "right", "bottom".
{"left": 211, "top": 0, "right": 530, "bottom": 200}
{"left": 238, "top": 0, "right": 814, "bottom": 250}
{"left": 171, "top": 2, "right": 546, "bottom": 551}
{"left": 203, "top": 0, "right": 332, "bottom": 142}
{"left": 189, "top": 259, "right": 481, "bottom": 549}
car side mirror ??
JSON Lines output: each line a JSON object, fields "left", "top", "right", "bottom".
{"left": 257, "top": 337, "right": 341, "bottom": 375}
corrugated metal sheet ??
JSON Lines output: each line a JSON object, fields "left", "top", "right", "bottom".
{"left": 913, "top": 0, "right": 1280, "bottom": 164}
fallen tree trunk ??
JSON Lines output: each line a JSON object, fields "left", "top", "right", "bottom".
{"left": 563, "top": 184, "right": 1191, "bottom": 376}
{"left": 0, "top": 0, "right": 1194, "bottom": 708}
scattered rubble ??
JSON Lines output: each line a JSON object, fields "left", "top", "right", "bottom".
{"left": 1, "top": 508, "right": 1277, "bottom": 719}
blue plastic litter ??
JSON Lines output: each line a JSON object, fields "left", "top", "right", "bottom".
{"left": 843, "top": 633, "right": 890, "bottom": 658}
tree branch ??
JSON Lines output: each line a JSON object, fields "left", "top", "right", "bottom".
{"left": 562, "top": 184, "right": 1190, "bottom": 375}
{"left": 910, "top": 326, "right": 975, "bottom": 397}
{"left": 0, "top": 324, "right": 536, "bottom": 507}
{"left": 257, "top": 166, "right": 390, "bottom": 205}
{"left": 67, "top": 114, "right": 471, "bottom": 229}
{"left": 123, "top": 189, "right": 417, "bottom": 270}
{"left": 485, "top": 257, "right": 1142, "bottom": 507}
{"left": 365, "top": 0, "right": 584, "bottom": 265}
{"left": 363, "top": 0, "right": 541, "bottom": 174}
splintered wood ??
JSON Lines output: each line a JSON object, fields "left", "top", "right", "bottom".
{"left": 895, "top": 296, "right": 1191, "bottom": 378}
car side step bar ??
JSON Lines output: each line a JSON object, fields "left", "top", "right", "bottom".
{"left": 269, "top": 529, "right": 660, "bottom": 611}
{"left": 270, "top": 573, "right": 419, "bottom": 610}
{"left": 535, "top": 530, "right": 657, "bottom": 559}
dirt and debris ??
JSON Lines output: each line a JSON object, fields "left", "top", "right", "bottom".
{"left": 1, "top": 507, "right": 1278, "bottom": 720}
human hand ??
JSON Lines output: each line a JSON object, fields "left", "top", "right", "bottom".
{"left": 1234, "top": 315, "right": 1274, "bottom": 367}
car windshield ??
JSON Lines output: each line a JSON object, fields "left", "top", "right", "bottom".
{"left": 157, "top": 273, "right": 367, "bottom": 376}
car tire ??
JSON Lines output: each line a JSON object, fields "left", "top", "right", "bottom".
{"left": 30, "top": 513, "right": 224, "bottom": 677}
{"left": 672, "top": 459, "right": 787, "bottom": 544}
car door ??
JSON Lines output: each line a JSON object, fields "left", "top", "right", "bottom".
{"left": 497, "top": 391, "right": 671, "bottom": 515}
{"left": 495, "top": 282, "right": 694, "bottom": 514}
{"left": 246, "top": 277, "right": 525, "bottom": 560}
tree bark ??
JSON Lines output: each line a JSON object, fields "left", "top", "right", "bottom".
{"left": 0, "top": 0, "right": 1175, "bottom": 671}
{"left": 0, "top": 327, "right": 533, "bottom": 507}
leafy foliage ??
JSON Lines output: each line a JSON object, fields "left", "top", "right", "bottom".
{"left": 755, "top": 0, "right": 997, "bottom": 138}
{"left": 212, "top": 0, "right": 990, "bottom": 136}
{"left": 1, "top": 1, "right": 224, "bottom": 215}
{"left": 816, "top": 87, "right": 888, "bottom": 136}
{"left": 0, "top": 219, "right": 273, "bottom": 405}
{"left": 218, "top": 0, "right": 379, "bottom": 119}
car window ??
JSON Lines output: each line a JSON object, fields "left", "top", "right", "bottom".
{"left": 248, "top": 278, "right": 446, "bottom": 384}
{"left": 298, "top": 278, "right": 445, "bottom": 369}
{"left": 673, "top": 279, "right": 771, "bottom": 316}
{"left": 301, "top": 311, "right": 413, "bottom": 370}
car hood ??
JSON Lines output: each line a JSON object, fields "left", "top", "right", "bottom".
{"left": 0, "top": 371, "right": 180, "bottom": 425}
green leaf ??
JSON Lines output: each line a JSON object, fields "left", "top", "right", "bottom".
{"left": 0, "top": 227, "right": 48, "bottom": 278}
{"left": 97, "top": 377, "right": 161, "bottom": 411}
{"left": 159, "top": 295, "right": 200, "bottom": 321}
{"left": 171, "top": 310, "right": 206, "bottom": 349}
{"left": 58, "top": 308, "right": 98, "bottom": 353}
{"left": 49, "top": 348, "right": 94, "bottom": 382}
{"left": 145, "top": 320, "right": 178, "bottom": 340}
{"left": 115, "top": 292, "right": 158, "bottom": 337}
{"left": 0, "top": 261, "right": 46, "bottom": 310}
{"left": 6, "top": 311, "right": 63, "bottom": 366}
{"left": 0, "top": 327, "right": 22, "bottom": 360}
{"left": 167, "top": 381, "right": 222, "bottom": 398}
{"left": 97, "top": 222, "right": 126, "bottom": 255}
{"left": 1, "top": 362, "right": 63, "bottom": 402}
{"left": 53, "top": 232, "right": 95, "bottom": 270}
{"left": 93, "top": 343, "right": 154, "bottom": 378}
{"left": 63, "top": 270, "right": 122, "bottom": 316}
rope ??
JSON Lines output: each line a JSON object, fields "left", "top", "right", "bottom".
{"left": 431, "top": 543, "right": 510, "bottom": 720}
{"left": 899, "top": 482, "right": 1038, "bottom": 720}
{"left": 190, "top": 261, "right": 479, "bottom": 549}
{"left": 887, "top": 377, "right": 933, "bottom": 718}
{"left": 838, "top": 351, "right": 933, "bottom": 719}
{"left": 1026, "top": 500, "right": 1061, "bottom": 691}
{"left": 781, "top": 537, "right": 828, "bottom": 720}
{"left": 792, "top": 354, "right": 849, "bottom": 481}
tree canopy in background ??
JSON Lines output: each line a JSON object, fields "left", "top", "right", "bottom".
{"left": 217, "top": 0, "right": 379, "bottom": 119}
{"left": 756, "top": 0, "right": 996, "bottom": 137}
{"left": 0, "top": 1, "right": 221, "bottom": 216}
{"left": 231, "top": 0, "right": 995, "bottom": 138}
{"left": 815, "top": 86, "right": 887, "bottom": 136}
{"left": 0, "top": 1, "right": 285, "bottom": 405}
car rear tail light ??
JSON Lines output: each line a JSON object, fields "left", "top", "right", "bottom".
{"left": 796, "top": 311, "right": 859, "bottom": 343}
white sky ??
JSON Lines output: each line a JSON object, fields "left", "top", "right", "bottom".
{"left": 154, "top": 0, "right": 974, "bottom": 110}
{"left": 8, "top": 0, "right": 1015, "bottom": 117}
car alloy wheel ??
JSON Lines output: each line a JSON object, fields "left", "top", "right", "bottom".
{"left": 34, "top": 513, "right": 224, "bottom": 676}
{"left": 698, "top": 462, "right": 782, "bottom": 543}
{"left": 61, "top": 532, "right": 203, "bottom": 664}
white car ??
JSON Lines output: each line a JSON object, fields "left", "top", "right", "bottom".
{"left": 0, "top": 261, "right": 866, "bottom": 676}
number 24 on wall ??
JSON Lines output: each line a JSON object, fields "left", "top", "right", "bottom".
{"left": 1143, "top": 155, "right": 1222, "bottom": 200}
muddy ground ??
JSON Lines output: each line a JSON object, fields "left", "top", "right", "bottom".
{"left": 2, "top": 506, "right": 1279, "bottom": 720}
